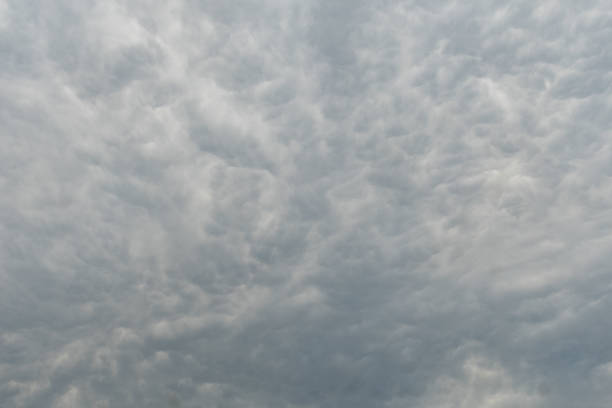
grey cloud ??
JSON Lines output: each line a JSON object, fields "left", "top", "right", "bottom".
{"left": 2, "top": 0, "right": 612, "bottom": 407}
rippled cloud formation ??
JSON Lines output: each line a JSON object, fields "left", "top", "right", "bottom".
{"left": 2, "top": 1, "right": 612, "bottom": 407}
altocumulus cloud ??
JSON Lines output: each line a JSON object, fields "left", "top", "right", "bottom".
{"left": 2, "top": 0, "right": 612, "bottom": 407}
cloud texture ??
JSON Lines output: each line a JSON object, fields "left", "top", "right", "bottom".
{"left": 2, "top": 0, "right": 612, "bottom": 407}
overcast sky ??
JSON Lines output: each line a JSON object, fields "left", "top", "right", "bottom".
{"left": 2, "top": 0, "right": 612, "bottom": 407}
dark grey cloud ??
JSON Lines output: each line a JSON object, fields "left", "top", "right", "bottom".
{"left": 2, "top": 0, "right": 612, "bottom": 407}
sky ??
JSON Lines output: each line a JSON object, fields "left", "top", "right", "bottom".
{"left": 1, "top": 0, "right": 612, "bottom": 407}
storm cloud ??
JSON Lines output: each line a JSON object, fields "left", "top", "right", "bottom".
{"left": 2, "top": 0, "right": 612, "bottom": 407}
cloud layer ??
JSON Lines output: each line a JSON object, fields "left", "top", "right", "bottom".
{"left": 2, "top": 0, "right": 612, "bottom": 407}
